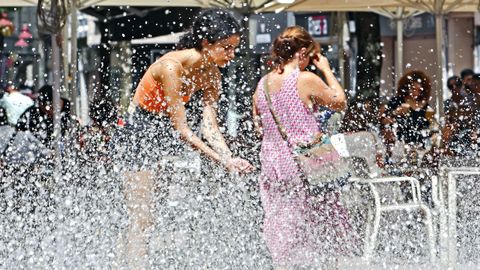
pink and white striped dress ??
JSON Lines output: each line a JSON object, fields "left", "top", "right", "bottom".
{"left": 256, "top": 69, "right": 354, "bottom": 267}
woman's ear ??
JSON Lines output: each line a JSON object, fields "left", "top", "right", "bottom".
{"left": 298, "top": 47, "right": 308, "bottom": 60}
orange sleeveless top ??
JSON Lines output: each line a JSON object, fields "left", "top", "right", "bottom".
{"left": 133, "top": 68, "right": 190, "bottom": 113}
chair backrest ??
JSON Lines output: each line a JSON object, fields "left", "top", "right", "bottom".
{"left": 331, "top": 131, "right": 383, "bottom": 177}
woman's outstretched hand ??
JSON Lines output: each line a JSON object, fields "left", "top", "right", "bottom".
{"left": 225, "top": 157, "right": 254, "bottom": 174}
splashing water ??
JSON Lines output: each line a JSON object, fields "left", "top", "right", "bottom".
{"left": 0, "top": 120, "right": 273, "bottom": 269}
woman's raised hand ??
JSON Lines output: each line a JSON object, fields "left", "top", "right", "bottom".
{"left": 225, "top": 157, "right": 254, "bottom": 174}
{"left": 312, "top": 53, "right": 331, "bottom": 72}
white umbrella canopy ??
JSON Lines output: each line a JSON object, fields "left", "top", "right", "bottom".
{"left": 263, "top": 0, "right": 479, "bottom": 13}
{"left": 0, "top": 0, "right": 201, "bottom": 7}
{"left": 0, "top": 0, "right": 272, "bottom": 8}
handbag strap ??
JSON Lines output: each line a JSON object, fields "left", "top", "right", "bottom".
{"left": 262, "top": 75, "right": 292, "bottom": 147}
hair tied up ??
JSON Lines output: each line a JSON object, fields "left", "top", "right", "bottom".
{"left": 270, "top": 26, "right": 318, "bottom": 74}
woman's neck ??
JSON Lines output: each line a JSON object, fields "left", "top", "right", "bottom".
{"left": 277, "top": 59, "right": 299, "bottom": 74}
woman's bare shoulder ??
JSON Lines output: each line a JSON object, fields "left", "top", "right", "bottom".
{"left": 298, "top": 70, "right": 321, "bottom": 82}
{"left": 150, "top": 57, "right": 184, "bottom": 79}
{"left": 297, "top": 70, "right": 324, "bottom": 91}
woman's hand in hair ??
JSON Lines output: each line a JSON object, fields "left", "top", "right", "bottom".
{"left": 312, "top": 53, "right": 331, "bottom": 72}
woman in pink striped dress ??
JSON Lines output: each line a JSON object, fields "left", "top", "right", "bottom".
{"left": 253, "top": 26, "right": 355, "bottom": 269}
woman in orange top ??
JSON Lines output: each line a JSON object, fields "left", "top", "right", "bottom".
{"left": 113, "top": 8, "right": 254, "bottom": 268}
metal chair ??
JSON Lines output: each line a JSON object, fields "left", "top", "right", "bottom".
{"left": 436, "top": 166, "right": 480, "bottom": 268}
{"left": 331, "top": 131, "right": 436, "bottom": 262}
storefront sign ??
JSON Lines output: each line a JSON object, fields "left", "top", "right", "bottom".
{"left": 295, "top": 13, "right": 331, "bottom": 38}
{"left": 308, "top": 15, "right": 328, "bottom": 36}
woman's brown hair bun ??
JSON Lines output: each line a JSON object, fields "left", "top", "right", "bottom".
{"left": 270, "top": 26, "right": 319, "bottom": 73}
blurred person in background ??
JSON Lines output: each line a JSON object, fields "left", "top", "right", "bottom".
{"left": 77, "top": 103, "right": 115, "bottom": 161}
{"left": 0, "top": 82, "right": 34, "bottom": 126}
{"left": 440, "top": 75, "right": 477, "bottom": 156}
{"left": 17, "top": 85, "right": 73, "bottom": 147}
{"left": 461, "top": 68, "right": 474, "bottom": 87}
{"left": 465, "top": 73, "right": 480, "bottom": 147}
{"left": 381, "top": 70, "right": 434, "bottom": 165}
{"left": 0, "top": 83, "right": 52, "bottom": 169}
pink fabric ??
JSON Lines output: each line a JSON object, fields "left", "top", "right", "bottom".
{"left": 256, "top": 69, "right": 354, "bottom": 267}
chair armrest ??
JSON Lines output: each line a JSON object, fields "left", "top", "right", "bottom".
{"left": 350, "top": 176, "right": 422, "bottom": 203}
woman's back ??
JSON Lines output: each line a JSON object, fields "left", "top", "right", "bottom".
{"left": 256, "top": 68, "right": 320, "bottom": 181}
{"left": 257, "top": 68, "right": 320, "bottom": 145}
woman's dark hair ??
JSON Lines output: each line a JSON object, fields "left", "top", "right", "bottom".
{"left": 460, "top": 68, "right": 474, "bottom": 80}
{"left": 38, "top": 85, "right": 53, "bottom": 103}
{"left": 447, "top": 75, "right": 462, "bottom": 91}
{"left": 177, "top": 8, "right": 241, "bottom": 50}
{"left": 271, "top": 26, "right": 319, "bottom": 74}
{"left": 396, "top": 70, "right": 432, "bottom": 102}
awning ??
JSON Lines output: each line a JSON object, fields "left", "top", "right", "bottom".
{"left": 262, "top": 0, "right": 479, "bottom": 13}
{"left": 0, "top": 0, "right": 201, "bottom": 7}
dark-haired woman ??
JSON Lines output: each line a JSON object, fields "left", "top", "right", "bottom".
{"left": 253, "top": 26, "right": 355, "bottom": 269}
{"left": 112, "top": 9, "right": 261, "bottom": 269}
{"left": 381, "top": 70, "right": 434, "bottom": 164}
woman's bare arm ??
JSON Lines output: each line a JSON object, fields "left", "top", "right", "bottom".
{"left": 201, "top": 76, "right": 233, "bottom": 162}
{"left": 295, "top": 54, "right": 346, "bottom": 111}
{"left": 200, "top": 69, "right": 254, "bottom": 172}
{"left": 297, "top": 71, "right": 347, "bottom": 111}
{"left": 153, "top": 61, "right": 224, "bottom": 164}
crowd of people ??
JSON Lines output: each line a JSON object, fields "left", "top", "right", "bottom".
{"left": 0, "top": 82, "right": 113, "bottom": 166}
{"left": 376, "top": 68, "right": 480, "bottom": 170}
{"left": 442, "top": 69, "right": 480, "bottom": 155}
{"left": 2, "top": 7, "right": 480, "bottom": 269}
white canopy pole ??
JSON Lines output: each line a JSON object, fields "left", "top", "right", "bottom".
{"left": 395, "top": 8, "right": 404, "bottom": 80}
{"left": 435, "top": 13, "right": 446, "bottom": 121}
{"left": 52, "top": 34, "right": 62, "bottom": 165}
{"left": 78, "top": 54, "right": 89, "bottom": 124}
{"left": 62, "top": 22, "right": 69, "bottom": 94}
{"left": 375, "top": 8, "right": 424, "bottom": 84}
{"left": 337, "top": 12, "right": 346, "bottom": 87}
{"left": 71, "top": 0, "right": 79, "bottom": 118}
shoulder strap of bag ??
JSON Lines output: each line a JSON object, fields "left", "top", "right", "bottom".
{"left": 262, "top": 76, "right": 292, "bottom": 146}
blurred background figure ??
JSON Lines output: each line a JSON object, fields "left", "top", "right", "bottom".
{"left": 0, "top": 81, "right": 34, "bottom": 126}
{"left": 380, "top": 70, "right": 434, "bottom": 166}
{"left": 441, "top": 75, "right": 476, "bottom": 156}
{"left": 466, "top": 74, "right": 480, "bottom": 146}
{"left": 460, "top": 68, "right": 475, "bottom": 88}
{"left": 18, "top": 84, "right": 73, "bottom": 147}
{"left": 0, "top": 83, "right": 52, "bottom": 169}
